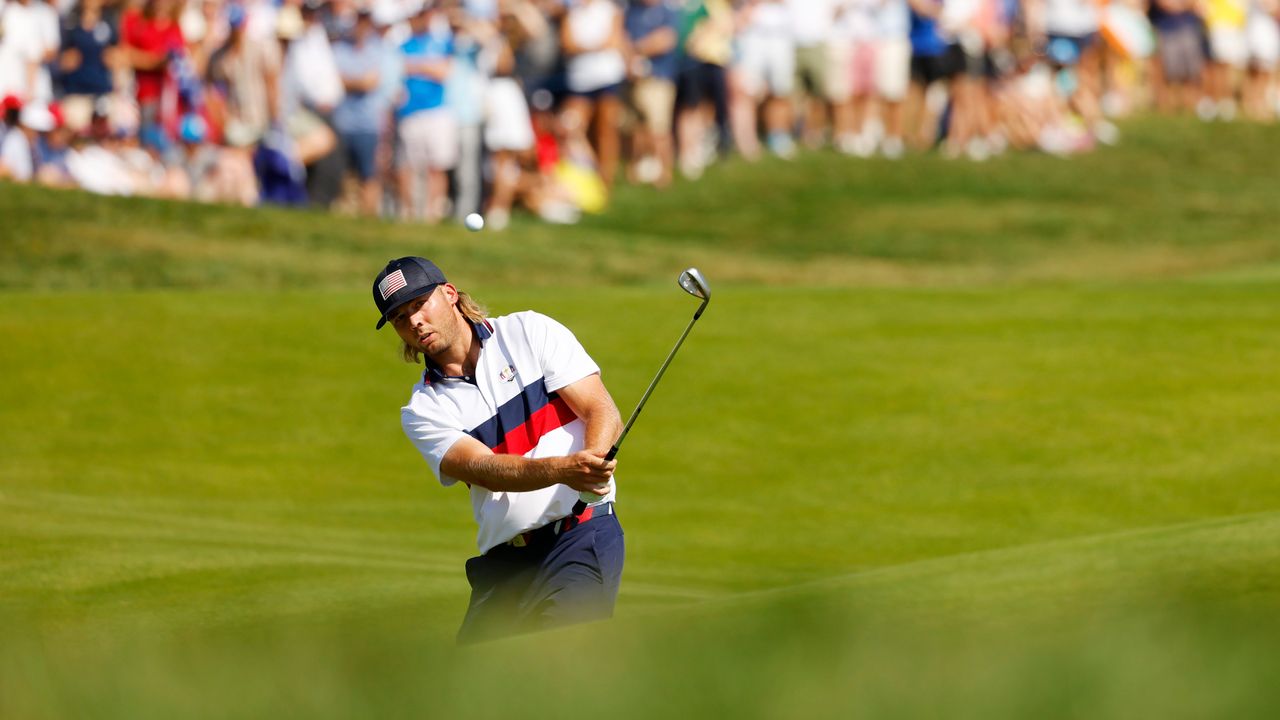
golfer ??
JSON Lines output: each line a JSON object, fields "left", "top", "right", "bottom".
{"left": 372, "top": 257, "right": 625, "bottom": 644}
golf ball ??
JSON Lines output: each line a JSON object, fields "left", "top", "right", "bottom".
{"left": 464, "top": 213, "right": 485, "bottom": 232}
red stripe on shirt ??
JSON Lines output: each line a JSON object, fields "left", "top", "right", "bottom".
{"left": 492, "top": 396, "right": 578, "bottom": 456}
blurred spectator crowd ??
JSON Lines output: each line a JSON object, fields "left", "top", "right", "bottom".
{"left": 2, "top": 0, "right": 1279, "bottom": 227}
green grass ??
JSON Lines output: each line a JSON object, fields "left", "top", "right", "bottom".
{"left": 3, "top": 117, "right": 1280, "bottom": 717}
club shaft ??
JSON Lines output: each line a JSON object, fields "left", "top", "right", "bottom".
{"left": 576, "top": 301, "right": 706, "bottom": 505}
{"left": 574, "top": 286, "right": 708, "bottom": 507}
{"left": 604, "top": 306, "right": 703, "bottom": 461}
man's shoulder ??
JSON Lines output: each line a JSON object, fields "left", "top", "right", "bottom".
{"left": 489, "top": 310, "right": 567, "bottom": 337}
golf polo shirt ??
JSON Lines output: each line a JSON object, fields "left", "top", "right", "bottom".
{"left": 401, "top": 311, "right": 617, "bottom": 553}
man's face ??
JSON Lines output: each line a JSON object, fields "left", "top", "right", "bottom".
{"left": 388, "top": 285, "right": 464, "bottom": 359}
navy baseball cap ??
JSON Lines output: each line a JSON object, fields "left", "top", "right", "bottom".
{"left": 372, "top": 257, "right": 447, "bottom": 329}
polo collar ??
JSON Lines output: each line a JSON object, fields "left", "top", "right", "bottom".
{"left": 423, "top": 319, "right": 493, "bottom": 385}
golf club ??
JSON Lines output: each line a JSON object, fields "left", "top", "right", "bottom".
{"left": 577, "top": 268, "right": 711, "bottom": 506}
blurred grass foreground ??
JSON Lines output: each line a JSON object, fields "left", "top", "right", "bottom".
{"left": 3, "top": 117, "right": 1280, "bottom": 718}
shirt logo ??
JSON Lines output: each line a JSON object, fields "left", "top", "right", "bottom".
{"left": 378, "top": 269, "right": 407, "bottom": 300}
{"left": 498, "top": 365, "right": 516, "bottom": 383}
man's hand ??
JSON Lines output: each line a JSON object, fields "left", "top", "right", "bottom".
{"left": 557, "top": 451, "right": 615, "bottom": 495}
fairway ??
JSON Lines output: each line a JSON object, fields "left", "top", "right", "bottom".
{"left": 4, "top": 118, "right": 1280, "bottom": 717}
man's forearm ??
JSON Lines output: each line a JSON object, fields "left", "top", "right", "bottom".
{"left": 581, "top": 405, "right": 623, "bottom": 456}
{"left": 452, "top": 453, "right": 565, "bottom": 493}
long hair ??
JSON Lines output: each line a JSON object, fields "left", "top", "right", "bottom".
{"left": 401, "top": 290, "right": 489, "bottom": 364}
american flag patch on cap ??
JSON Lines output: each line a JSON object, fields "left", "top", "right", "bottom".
{"left": 378, "top": 269, "right": 407, "bottom": 300}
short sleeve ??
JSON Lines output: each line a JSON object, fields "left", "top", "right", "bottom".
{"left": 518, "top": 311, "right": 600, "bottom": 393}
{"left": 401, "top": 395, "right": 468, "bottom": 487}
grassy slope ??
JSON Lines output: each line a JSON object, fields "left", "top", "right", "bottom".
{"left": 3, "top": 117, "right": 1280, "bottom": 717}
{"left": 4, "top": 118, "right": 1280, "bottom": 291}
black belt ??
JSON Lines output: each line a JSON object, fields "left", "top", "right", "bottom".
{"left": 504, "top": 502, "right": 614, "bottom": 548}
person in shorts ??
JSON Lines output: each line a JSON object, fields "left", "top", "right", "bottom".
{"left": 787, "top": 0, "right": 838, "bottom": 147}
{"left": 1150, "top": 0, "right": 1207, "bottom": 113}
{"left": 1244, "top": 0, "right": 1280, "bottom": 119}
{"left": 483, "top": 10, "right": 537, "bottom": 229}
{"left": 624, "top": 0, "right": 680, "bottom": 187}
{"left": 907, "top": 0, "right": 963, "bottom": 148}
{"left": 735, "top": 0, "right": 797, "bottom": 158}
{"left": 1203, "top": 0, "right": 1250, "bottom": 119}
{"left": 397, "top": 1, "right": 458, "bottom": 223}
{"left": 333, "top": 9, "right": 388, "bottom": 216}
{"left": 561, "top": 0, "right": 628, "bottom": 189}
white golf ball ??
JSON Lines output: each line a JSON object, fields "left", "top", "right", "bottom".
{"left": 464, "top": 213, "right": 485, "bottom": 232}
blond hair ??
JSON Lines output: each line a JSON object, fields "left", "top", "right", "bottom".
{"left": 401, "top": 289, "right": 489, "bottom": 364}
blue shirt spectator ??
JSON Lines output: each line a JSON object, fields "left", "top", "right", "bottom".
{"left": 625, "top": 0, "right": 679, "bottom": 81}
{"left": 909, "top": 10, "right": 949, "bottom": 57}
{"left": 333, "top": 31, "right": 388, "bottom": 135}
{"left": 60, "top": 4, "right": 117, "bottom": 96}
{"left": 399, "top": 29, "right": 454, "bottom": 119}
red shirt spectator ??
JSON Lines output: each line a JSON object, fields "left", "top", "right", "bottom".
{"left": 121, "top": 0, "right": 185, "bottom": 107}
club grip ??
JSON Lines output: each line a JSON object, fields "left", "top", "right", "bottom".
{"left": 577, "top": 444, "right": 620, "bottom": 505}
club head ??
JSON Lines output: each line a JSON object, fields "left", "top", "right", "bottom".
{"left": 678, "top": 268, "right": 711, "bottom": 302}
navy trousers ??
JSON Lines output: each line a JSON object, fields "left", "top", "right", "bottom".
{"left": 456, "top": 509, "right": 624, "bottom": 645}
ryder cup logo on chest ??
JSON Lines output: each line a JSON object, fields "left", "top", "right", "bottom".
{"left": 498, "top": 365, "right": 517, "bottom": 383}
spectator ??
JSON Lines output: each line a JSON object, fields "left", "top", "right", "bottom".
{"left": 121, "top": 0, "right": 185, "bottom": 137}
{"left": 1150, "top": 0, "right": 1206, "bottom": 114}
{"left": 1, "top": 101, "right": 55, "bottom": 181}
{"left": 508, "top": 0, "right": 559, "bottom": 100}
{"left": 333, "top": 7, "right": 388, "bottom": 215}
{"left": 561, "top": 0, "right": 628, "bottom": 189}
{"left": 0, "top": 94, "right": 21, "bottom": 136}
{"left": 284, "top": 0, "right": 346, "bottom": 207}
{"left": 56, "top": 0, "right": 117, "bottom": 135}
{"left": 1034, "top": 0, "right": 1118, "bottom": 143}
{"left": 0, "top": 0, "right": 60, "bottom": 103}
{"left": 208, "top": 3, "right": 281, "bottom": 148}
{"left": 873, "top": 0, "right": 913, "bottom": 158}
{"left": 185, "top": 0, "right": 227, "bottom": 79}
{"left": 624, "top": 0, "right": 679, "bottom": 187}
{"left": 35, "top": 105, "right": 76, "bottom": 187}
{"left": 675, "top": 0, "right": 733, "bottom": 178}
{"left": 444, "top": 0, "right": 489, "bottom": 220}
{"left": 1204, "top": 0, "right": 1250, "bottom": 120}
{"left": 735, "top": 0, "right": 795, "bottom": 159}
{"left": 906, "top": 0, "right": 962, "bottom": 148}
{"left": 372, "top": 1, "right": 406, "bottom": 218}
{"left": 397, "top": 0, "right": 456, "bottom": 223}
{"left": 481, "top": 10, "right": 534, "bottom": 229}
{"left": 65, "top": 124, "right": 140, "bottom": 195}
{"left": 942, "top": 0, "right": 1002, "bottom": 159}
{"left": 832, "top": 0, "right": 877, "bottom": 156}
{"left": 1244, "top": 0, "right": 1279, "bottom": 119}
{"left": 786, "top": 0, "right": 837, "bottom": 148}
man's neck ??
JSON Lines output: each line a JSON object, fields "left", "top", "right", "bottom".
{"left": 431, "top": 321, "right": 479, "bottom": 378}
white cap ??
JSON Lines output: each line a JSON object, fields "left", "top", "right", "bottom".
{"left": 19, "top": 104, "right": 55, "bottom": 133}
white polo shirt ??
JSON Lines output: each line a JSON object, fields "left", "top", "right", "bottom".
{"left": 401, "top": 311, "right": 616, "bottom": 553}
